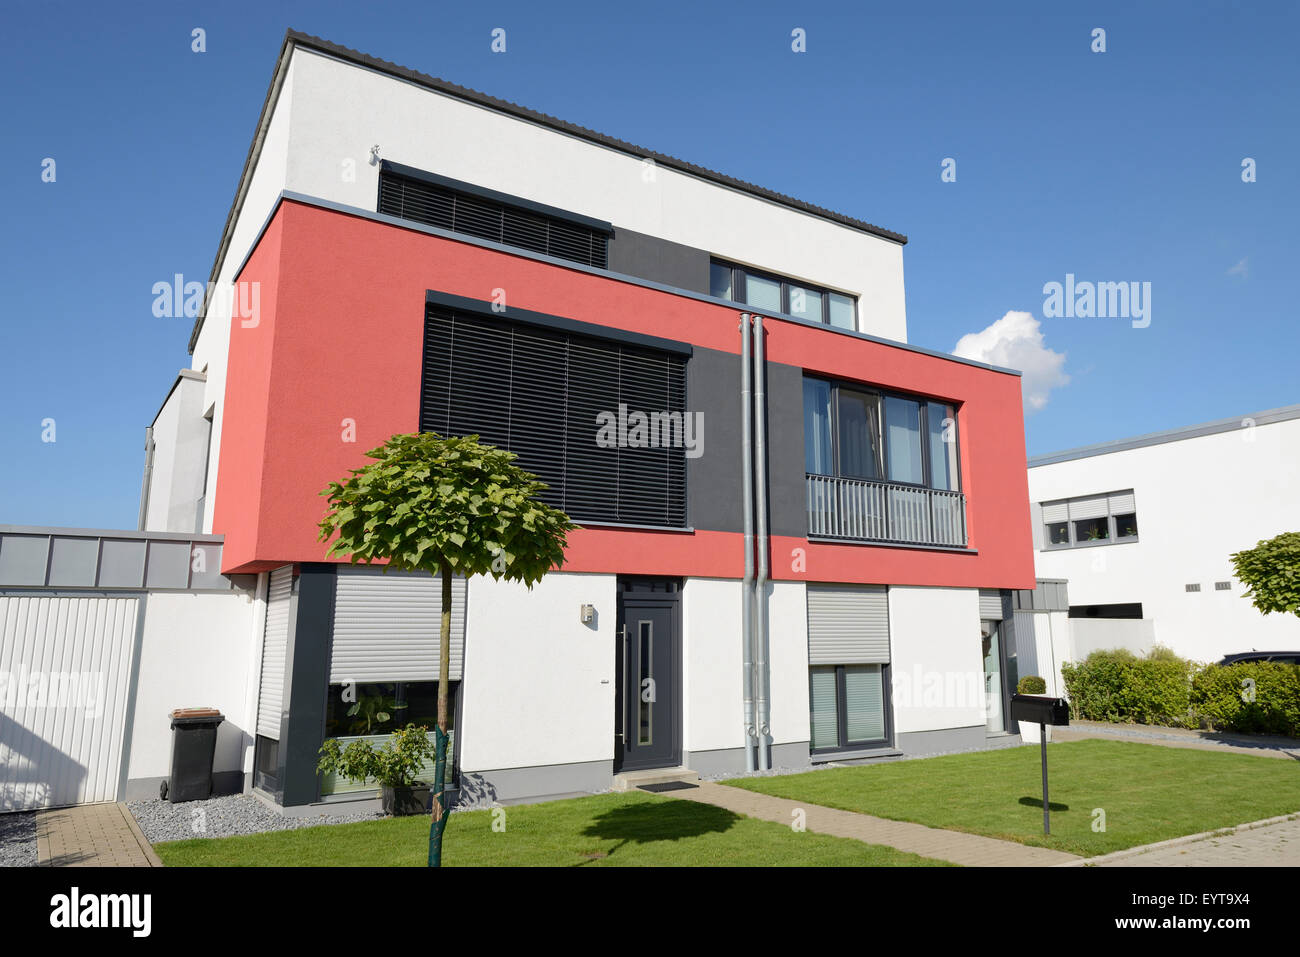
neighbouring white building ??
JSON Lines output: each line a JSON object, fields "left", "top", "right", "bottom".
{"left": 1028, "top": 404, "right": 1300, "bottom": 665}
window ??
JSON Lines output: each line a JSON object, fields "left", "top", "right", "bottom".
{"left": 711, "top": 259, "right": 858, "bottom": 331}
{"left": 1040, "top": 490, "right": 1137, "bottom": 549}
{"left": 421, "top": 301, "right": 689, "bottom": 528}
{"left": 378, "top": 162, "right": 612, "bottom": 269}
{"left": 803, "top": 377, "right": 959, "bottom": 491}
{"left": 809, "top": 665, "right": 889, "bottom": 751}
{"left": 324, "top": 681, "right": 456, "bottom": 739}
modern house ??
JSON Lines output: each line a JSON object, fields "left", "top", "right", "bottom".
{"left": 1, "top": 30, "right": 1038, "bottom": 814}
{"left": 1028, "top": 404, "right": 1300, "bottom": 666}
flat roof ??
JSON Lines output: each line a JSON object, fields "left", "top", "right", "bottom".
{"left": 190, "top": 28, "right": 907, "bottom": 353}
{"left": 1028, "top": 403, "right": 1300, "bottom": 467}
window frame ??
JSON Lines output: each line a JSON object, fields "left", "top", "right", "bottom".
{"left": 1040, "top": 491, "right": 1139, "bottom": 550}
{"left": 804, "top": 375, "right": 962, "bottom": 493}
{"left": 712, "top": 259, "right": 859, "bottom": 330}
{"left": 808, "top": 663, "right": 893, "bottom": 754}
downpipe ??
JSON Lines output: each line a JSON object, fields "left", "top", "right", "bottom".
{"left": 739, "top": 313, "right": 757, "bottom": 772}
{"left": 752, "top": 316, "right": 772, "bottom": 771}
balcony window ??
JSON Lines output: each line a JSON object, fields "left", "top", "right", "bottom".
{"left": 711, "top": 259, "right": 857, "bottom": 331}
{"left": 837, "top": 389, "right": 883, "bottom": 479}
{"left": 884, "top": 396, "right": 924, "bottom": 484}
{"left": 803, "top": 376, "right": 966, "bottom": 547}
{"left": 803, "top": 379, "right": 833, "bottom": 474}
{"left": 1115, "top": 513, "right": 1139, "bottom": 539}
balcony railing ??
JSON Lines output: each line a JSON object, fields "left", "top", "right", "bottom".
{"left": 806, "top": 473, "right": 968, "bottom": 548}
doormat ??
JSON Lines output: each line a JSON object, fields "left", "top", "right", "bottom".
{"left": 637, "top": 781, "right": 699, "bottom": 793}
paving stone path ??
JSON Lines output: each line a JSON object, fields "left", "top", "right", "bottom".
{"left": 36, "top": 803, "right": 161, "bottom": 867}
{"left": 666, "top": 781, "right": 1080, "bottom": 866}
{"left": 1082, "top": 815, "right": 1300, "bottom": 867}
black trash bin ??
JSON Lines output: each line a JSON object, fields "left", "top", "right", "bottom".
{"left": 164, "top": 708, "right": 224, "bottom": 803}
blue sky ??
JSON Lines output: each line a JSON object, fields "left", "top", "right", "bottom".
{"left": 2, "top": 0, "right": 1296, "bottom": 528}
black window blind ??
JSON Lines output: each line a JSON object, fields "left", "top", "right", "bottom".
{"left": 380, "top": 171, "right": 609, "bottom": 269}
{"left": 421, "top": 306, "right": 687, "bottom": 527}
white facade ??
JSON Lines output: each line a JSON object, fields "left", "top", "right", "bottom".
{"left": 459, "top": 572, "right": 616, "bottom": 777}
{"left": 1029, "top": 407, "right": 1300, "bottom": 664}
{"left": 188, "top": 42, "right": 908, "bottom": 534}
{"left": 888, "top": 586, "right": 987, "bottom": 736}
{"left": 140, "top": 370, "right": 210, "bottom": 533}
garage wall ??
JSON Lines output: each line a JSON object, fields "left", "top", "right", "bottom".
{"left": 123, "top": 586, "right": 260, "bottom": 799}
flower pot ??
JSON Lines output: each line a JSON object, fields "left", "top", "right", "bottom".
{"left": 382, "top": 784, "right": 431, "bottom": 817}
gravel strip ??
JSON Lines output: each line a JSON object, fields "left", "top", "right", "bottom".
{"left": 0, "top": 812, "right": 37, "bottom": 868}
{"left": 129, "top": 795, "right": 384, "bottom": 844}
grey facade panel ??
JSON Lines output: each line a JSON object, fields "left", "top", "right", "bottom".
{"left": 47, "top": 537, "right": 99, "bottom": 587}
{"left": 145, "top": 541, "right": 191, "bottom": 589}
{"left": 606, "top": 227, "right": 711, "bottom": 295}
{"left": 765, "top": 359, "right": 809, "bottom": 539}
{"left": 686, "top": 345, "right": 742, "bottom": 533}
{"left": 98, "top": 540, "right": 147, "bottom": 588}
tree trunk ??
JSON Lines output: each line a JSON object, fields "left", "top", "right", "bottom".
{"left": 427, "top": 561, "right": 453, "bottom": 867}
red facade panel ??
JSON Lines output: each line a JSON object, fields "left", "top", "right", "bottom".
{"left": 215, "top": 199, "right": 1034, "bottom": 588}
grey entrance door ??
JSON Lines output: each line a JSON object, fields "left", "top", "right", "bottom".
{"left": 615, "top": 581, "right": 681, "bottom": 772}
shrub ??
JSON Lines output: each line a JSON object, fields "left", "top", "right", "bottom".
{"left": 1061, "top": 648, "right": 1196, "bottom": 727}
{"left": 1061, "top": 648, "right": 1300, "bottom": 736}
{"left": 1192, "top": 663, "right": 1300, "bottom": 736}
{"left": 1017, "top": 675, "right": 1046, "bottom": 694}
{"left": 317, "top": 724, "right": 438, "bottom": 788}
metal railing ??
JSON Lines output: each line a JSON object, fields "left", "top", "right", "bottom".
{"left": 806, "top": 474, "right": 967, "bottom": 547}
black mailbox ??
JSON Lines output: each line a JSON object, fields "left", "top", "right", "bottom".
{"left": 1011, "top": 693, "right": 1070, "bottom": 726}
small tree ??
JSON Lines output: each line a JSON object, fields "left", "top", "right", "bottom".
{"left": 319, "top": 432, "right": 574, "bottom": 866}
{"left": 1230, "top": 532, "right": 1300, "bottom": 618}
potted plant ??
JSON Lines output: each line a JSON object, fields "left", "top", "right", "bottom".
{"left": 317, "top": 723, "right": 439, "bottom": 816}
{"left": 1015, "top": 675, "right": 1051, "bottom": 741}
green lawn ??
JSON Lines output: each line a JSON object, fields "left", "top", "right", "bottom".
{"left": 154, "top": 791, "right": 950, "bottom": 867}
{"left": 723, "top": 738, "right": 1300, "bottom": 857}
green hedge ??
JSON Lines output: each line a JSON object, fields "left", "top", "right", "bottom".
{"left": 1191, "top": 663, "right": 1300, "bottom": 736}
{"left": 1061, "top": 648, "right": 1300, "bottom": 736}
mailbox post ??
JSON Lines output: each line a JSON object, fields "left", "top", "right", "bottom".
{"left": 1010, "top": 694, "right": 1070, "bottom": 834}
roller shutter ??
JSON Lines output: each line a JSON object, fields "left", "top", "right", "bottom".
{"left": 979, "top": 589, "right": 1006, "bottom": 621}
{"left": 1068, "top": 495, "right": 1109, "bottom": 520}
{"left": 1040, "top": 501, "right": 1069, "bottom": 523}
{"left": 807, "top": 584, "right": 890, "bottom": 665}
{"left": 329, "top": 566, "right": 467, "bottom": 684}
{"left": 1108, "top": 490, "right": 1136, "bottom": 513}
{"left": 256, "top": 566, "right": 293, "bottom": 740}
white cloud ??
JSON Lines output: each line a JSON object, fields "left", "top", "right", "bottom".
{"left": 952, "top": 311, "right": 1069, "bottom": 413}
{"left": 1227, "top": 257, "right": 1249, "bottom": 278}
